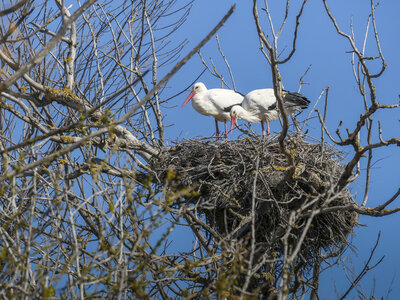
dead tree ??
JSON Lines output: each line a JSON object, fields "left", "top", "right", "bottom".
{"left": 0, "top": 0, "right": 399, "bottom": 299}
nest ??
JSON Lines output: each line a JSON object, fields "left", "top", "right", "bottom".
{"left": 150, "top": 136, "right": 358, "bottom": 268}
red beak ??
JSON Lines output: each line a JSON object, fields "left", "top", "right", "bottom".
{"left": 182, "top": 91, "right": 195, "bottom": 108}
{"left": 230, "top": 116, "right": 237, "bottom": 134}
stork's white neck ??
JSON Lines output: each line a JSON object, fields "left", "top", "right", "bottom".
{"left": 234, "top": 106, "right": 261, "bottom": 123}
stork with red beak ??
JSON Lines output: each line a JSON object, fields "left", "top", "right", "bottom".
{"left": 182, "top": 82, "right": 244, "bottom": 140}
{"left": 230, "top": 89, "right": 310, "bottom": 138}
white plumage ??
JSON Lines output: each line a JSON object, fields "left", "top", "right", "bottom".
{"left": 230, "top": 89, "right": 310, "bottom": 137}
{"left": 182, "top": 82, "right": 244, "bottom": 139}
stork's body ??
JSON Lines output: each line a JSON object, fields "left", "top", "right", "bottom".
{"left": 182, "top": 82, "right": 244, "bottom": 139}
{"left": 230, "top": 89, "right": 310, "bottom": 137}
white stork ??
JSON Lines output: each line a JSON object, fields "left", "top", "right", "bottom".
{"left": 182, "top": 82, "right": 244, "bottom": 140}
{"left": 229, "top": 89, "right": 310, "bottom": 137}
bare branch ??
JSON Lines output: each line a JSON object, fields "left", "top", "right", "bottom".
{"left": 0, "top": 0, "right": 29, "bottom": 17}
{"left": 278, "top": 0, "right": 308, "bottom": 64}
{"left": 339, "top": 233, "right": 384, "bottom": 300}
{"left": 0, "top": 0, "right": 96, "bottom": 92}
{"left": 116, "top": 5, "right": 236, "bottom": 124}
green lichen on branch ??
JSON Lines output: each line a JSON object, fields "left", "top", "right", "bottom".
{"left": 44, "top": 87, "right": 87, "bottom": 112}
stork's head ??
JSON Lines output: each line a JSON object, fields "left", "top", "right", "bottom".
{"left": 192, "top": 82, "right": 207, "bottom": 93}
{"left": 229, "top": 105, "right": 241, "bottom": 134}
{"left": 230, "top": 105, "right": 241, "bottom": 118}
{"left": 182, "top": 82, "right": 207, "bottom": 108}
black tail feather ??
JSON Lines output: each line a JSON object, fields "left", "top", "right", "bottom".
{"left": 283, "top": 91, "right": 310, "bottom": 109}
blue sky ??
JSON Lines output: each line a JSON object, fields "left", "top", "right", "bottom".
{"left": 163, "top": 0, "right": 400, "bottom": 298}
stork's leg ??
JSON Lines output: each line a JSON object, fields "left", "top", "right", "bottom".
{"left": 261, "top": 121, "right": 266, "bottom": 139}
{"left": 215, "top": 119, "right": 220, "bottom": 141}
{"left": 224, "top": 121, "right": 228, "bottom": 140}
{"left": 266, "top": 120, "right": 270, "bottom": 135}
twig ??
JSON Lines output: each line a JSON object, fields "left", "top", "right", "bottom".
{"left": 0, "top": 0, "right": 29, "bottom": 16}
{"left": 116, "top": 5, "right": 236, "bottom": 124}
{"left": 241, "top": 156, "right": 260, "bottom": 296}
{"left": 0, "top": 0, "right": 97, "bottom": 92}
{"left": 339, "top": 232, "right": 384, "bottom": 300}
{"left": 216, "top": 34, "right": 237, "bottom": 91}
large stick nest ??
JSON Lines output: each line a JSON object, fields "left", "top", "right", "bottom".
{"left": 150, "top": 136, "right": 358, "bottom": 267}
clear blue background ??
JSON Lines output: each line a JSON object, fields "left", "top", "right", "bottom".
{"left": 162, "top": 0, "right": 400, "bottom": 298}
